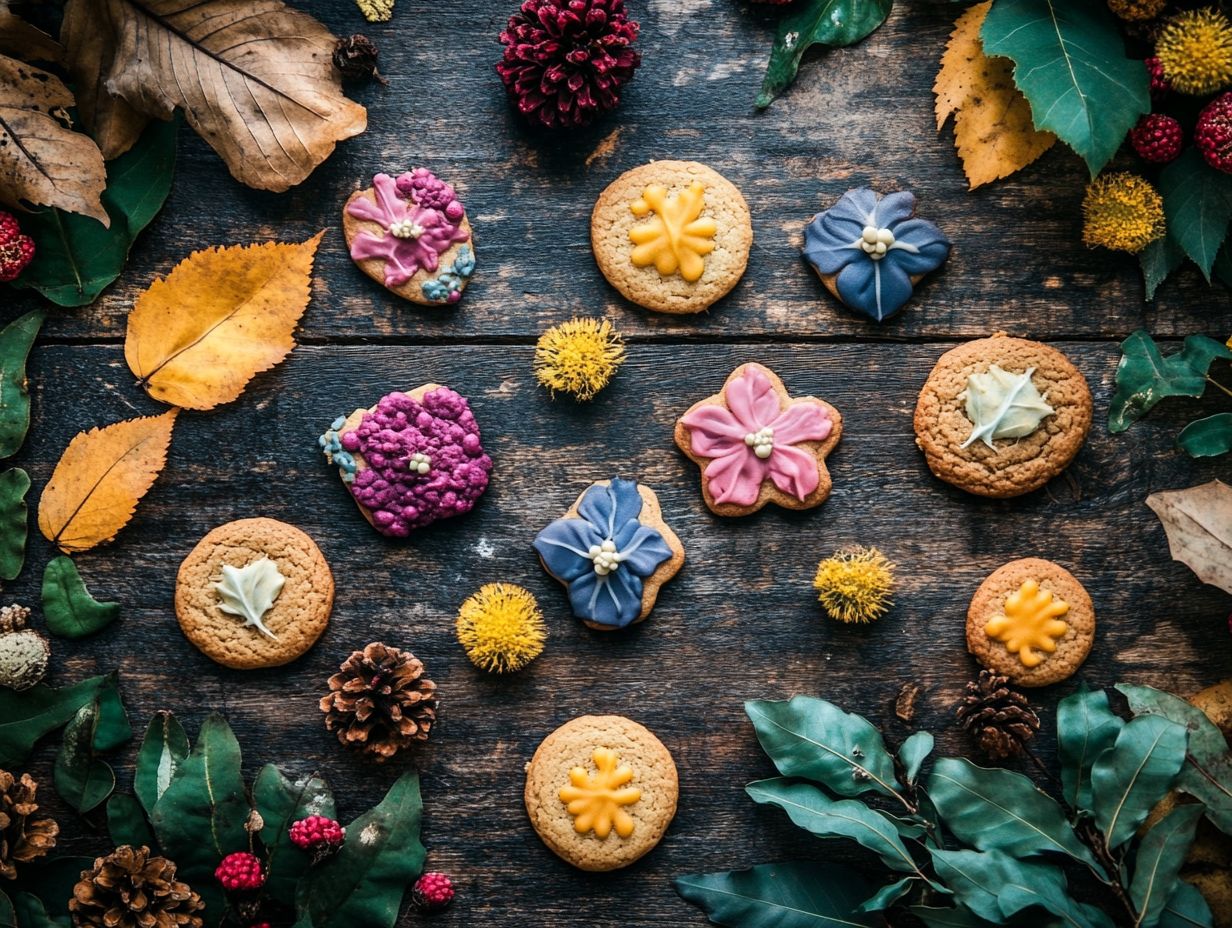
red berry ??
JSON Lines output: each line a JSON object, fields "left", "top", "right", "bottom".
{"left": 1196, "top": 93, "right": 1232, "bottom": 173}
{"left": 0, "top": 211, "right": 34, "bottom": 283}
{"left": 288, "top": 814, "right": 346, "bottom": 849}
{"left": 249, "top": 924, "right": 271, "bottom": 928}
{"left": 1145, "top": 56, "right": 1170, "bottom": 99}
{"left": 1130, "top": 113, "right": 1183, "bottom": 164}
{"left": 214, "top": 852, "right": 265, "bottom": 892}
{"left": 412, "top": 872, "right": 455, "bottom": 914}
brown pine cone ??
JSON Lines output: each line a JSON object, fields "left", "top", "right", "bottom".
{"left": 0, "top": 769, "right": 58, "bottom": 879}
{"left": 320, "top": 642, "right": 437, "bottom": 762}
{"left": 957, "top": 670, "right": 1041, "bottom": 761}
{"left": 70, "top": 845, "right": 203, "bottom": 928}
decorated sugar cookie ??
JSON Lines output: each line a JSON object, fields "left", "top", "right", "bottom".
{"left": 967, "top": 557, "right": 1094, "bottom": 687}
{"left": 319, "top": 385, "right": 492, "bottom": 537}
{"left": 802, "top": 188, "right": 951, "bottom": 322}
{"left": 914, "top": 334, "right": 1092, "bottom": 498}
{"left": 674, "top": 363, "right": 842, "bottom": 516}
{"left": 343, "top": 169, "right": 475, "bottom": 305}
{"left": 591, "top": 160, "right": 752, "bottom": 314}
{"left": 533, "top": 478, "right": 684, "bottom": 631}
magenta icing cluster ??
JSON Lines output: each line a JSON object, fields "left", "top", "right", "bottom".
{"left": 339, "top": 388, "right": 492, "bottom": 537}
{"left": 396, "top": 168, "right": 464, "bottom": 219}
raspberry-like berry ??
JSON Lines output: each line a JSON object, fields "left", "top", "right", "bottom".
{"left": 412, "top": 872, "right": 455, "bottom": 913}
{"left": 214, "top": 852, "right": 265, "bottom": 892}
{"left": 0, "top": 211, "right": 35, "bottom": 283}
{"left": 1130, "top": 113, "right": 1183, "bottom": 164}
{"left": 1146, "top": 56, "right": 1171, "bottom": 98}
{"left": 1196, "top": 92, "right": 1232, "bottom": 173}
{"left": 289, "top": 815, "right": 346, "bottom": 849}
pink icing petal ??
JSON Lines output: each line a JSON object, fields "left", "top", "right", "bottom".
{"left": 767, "top": 444, "right": 821, "bottom": 501}
{"left": 724, "top": 365, "right": 785, "bottom": 432}
{"left": 768, "top": 402, "right": 832, "bottom": 446}
{"left": 680, "top": 405, "right": 747, "bottom": 457}
{"left": 705, "top": 449, "right": 769, "bottom": 507}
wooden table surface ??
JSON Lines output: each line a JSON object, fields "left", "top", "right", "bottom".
{"left": 5, "top": 2, "right": 1232, "bottom": 925}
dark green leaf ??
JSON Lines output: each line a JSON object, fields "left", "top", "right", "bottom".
{"left": 675, "top": 862, "right": 877, "bottom": 928}
{"left": 1057, "top": 686, "right": 1124, "bottom": 813}
{"left": 53, "top": 701, "right": 116, "bottom": 813}
{"left": 0, "top": 889, "right": 12, "bottom": 928}
{"left": 10, "top": 893, "right": 68, "bottom": 928}
{"left": 20, "top": 856, "right": 94, "bottom": 918}
{"left": 981, "top": 0, "right": 1148, "bottom": 176}
{"left": 92, "top": 678, "right": 131, "bottom": 752}
{"left": 107, "top": 792, "right": 156, "bottom": 850}
{"left": 0, "top": 310, "right": 43, "bottom": 459}
{"left": 756, "top": 0, "right": 894, "bottom": 108}
{"left": 1140, "top": 235, "right": 1185, "bottom": 301}
{"left": 899, "top": 731, "right": 933, "bottom": 785}
{"left": 746, "top": 696, "right": 903, "bottom": 802}
{"left": 1214, "top": 241, "right": 1232, "bottom": 290}
{"left": 292, "top": 772, "right": 424, "bottom": 928}
{"left": 7, "top": 119, "right": 176, "bottom": 307}
{"left": 254, "top": 764, "right": 335, "bottom": 908}
{"left": 927, "top": 757, "right": 1098, "bottom": 869}
{"left": 134, "top": 711, "right": 190, "bottom": 815}
{"left": 42, "top": 556, "right": 120, "bottom": 638}
{"left": 0, "top": 673, "right": 116, "bottom": 766}
{"left": 1091, "top": 714, "right": 1188, "bottom": 849}
{"left": 1108, "top": 331, "right": 1232, "bottom": 432}
{"left": 909, "top": 906, "right": 999, "bottom": 928}
{"left": 1131, "top": 804, "right": 1204, "bottom": 928}
{"left": 0, "top": 468, "right": 30, "bottom": 581}
{"left": 1158, "top": 881, "right": 1214, "bottom": 928}
{"left": 1159, "top": 148, "right": 1232, "bottom": 280}
{"left": 857, "top": 877, "right": 916, "bottom": 913}
{"left": 1177, "top": 413, "right": 1232, "bottom": 458}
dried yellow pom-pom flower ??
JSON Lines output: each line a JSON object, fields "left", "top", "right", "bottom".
{"left": 534, "top": 317, "right": 625, "bottom": 401}
{"left": 1157, "top": 8, "right": 1232, "bottom": 95}
{"left": 1082, "top": 173, "right": 1166, "bottom": 254}
{"left": 456, "top": 583, "right": 546, "bottom": 673}
{"left": 1107, "top": 0, "right": 1165, "bottom": 22}
{"left": 355, "top": 0, "right": 394, "bottom": 22}
{"left": 813, "top": 546, "right": 895, "bottom": 624}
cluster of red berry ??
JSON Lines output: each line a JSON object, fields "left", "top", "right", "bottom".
{"left": 1130, "top": 57, "right": 1232, "bottom": 172}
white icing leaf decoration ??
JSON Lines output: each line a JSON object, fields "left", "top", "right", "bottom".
{"left": 960, "top": 364, "right": 1055, "bottom": 449}
{"left": 213, "top": 557, "right": 284, "bottom": 640}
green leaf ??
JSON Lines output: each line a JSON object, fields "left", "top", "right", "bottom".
{"left": 134, "top": 711, "right": 190, "bottom": 815}
{"left": 1117, "top": 684, "right": 1232, "bottom": 835}
{"left": 1158, "top": 881, "right": 1214, "bottom": 928}
{"left": 1177, "top": 413, "right": 1232, "bottom": 458}
{"left": 857, "top": 877, "right": 916, "bottom": 913}
{"left": 0, "top": 310, "right": 43, "bottom": 459}
{"left": 1108, "top": 331, "right": 1232, "bottom": 432}
{"left": 0, "top": 468, "right": 30, "bottom": 581}
{"left": 746, "top": 696, "right": 903, "bottom": 801}
{"left": 0, "top": 889, "right": 12, "bottom": 928}
{"left": 909, "top": 906, "right": 999, "bottom": 928}
{"left": 292, "top": 772, "right": 425, "bottom": 928}
{"left": 93, "top": 678, "right": 131, "bottom": 752}
{"left": 254, "top": 764, "right": 335, "bottom": 908}
{"left": 53, "top": 700, "right": 116, "bottom": 813}
{"left": 1090, "top": 714, "right": 1189, "bottom": 849}
{"left": 755, "top": 0, "right": 894, "bottom": 108}
{"left": 41, "top": 556, "right": 120, "bottom": 638}
{"left": 7, "top": 119, "right": 176, "bottom": 307}
{"left": 927, "top": 757, "right": 1098, "bottom": 869}
{"left": 1131, "top": 804, "right": 1204, "bottom": 928}
{"left": 675, "top": 862, "right": 878, "bottom": 928}
{"left": 1159, "top": 148, "right": 1232, "bottom": 280}
{"left": 1057, "top": 686, "right": 1124, "bottom": 813}
{"left": 1140, "top": 235, "right": 1185, "bottom": 301}
{"left": 10, "top": 893, "right": 67, "bottom": 928}
{"left": 981, "top": 0, "right": 1148, "bottom": 176}
{"left": 20, "top": 856, "right": 94, "bottom": 918}
{"left": 899, "top": 731, "right": 933, "bottom": 785}
{"left": 0, "top": 673, "right": 116, "bottom": 766}
{"left": 107, "top": 792, "right": 156, "bottom": 850}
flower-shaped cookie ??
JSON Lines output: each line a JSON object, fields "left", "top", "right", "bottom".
{"left": 802, "top": 188, "right": 951, "bottom": 322}
{"left": 675, "top": 363, "right": 842, "bottom": 515}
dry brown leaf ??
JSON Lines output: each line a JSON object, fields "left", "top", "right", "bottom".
{"left": 934, "top": 1, "right": 1055, "bottom": 190}
{"left": 125, "top": 232, "right": 324, "bottom": 410}
{"left": 38, "top": 409, "right": 178, "bottom": 553}
{"left": 59, "top": 2, "right": 147, "bottom": 159}
{"left": 1146, "top": 480, "right": 1232, "bottom": 595}
{"left": 62, "top": 0, "right": 367, "bottom": 192}
{"left": 0, "top": 53, "right": 108, "bottom": 224}
{"left": 0, "top": 12, "right": 62, "bottom": 62}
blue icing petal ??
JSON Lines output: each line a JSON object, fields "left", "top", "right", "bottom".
{"left": 576, "top": 479, "right": 643, "bottom": 540}
{"left": 824, "top": 188, "right": 879, "bottom": 228}
{"left": 885, "top": 218, "right": 952, "bottom": 275}
{"left": 836, "top": 258, "right": 914, "bottom": 322}
{"left": 568, "top": 569, "right": 644, "bottom": 628}
{"left": 454, "top": 246, "right": 475, "bottom": 277}
{"left": 873, "top": 190, "right": 917, "bottom": 229}
{"left": 618, "top": 525, "right": 674, "bottom": 577}
{"left": 534, "top": 518, "right": 604, "bottom": 582}
{"left": 802, "top": 215, "right": 863, "bottom": 275}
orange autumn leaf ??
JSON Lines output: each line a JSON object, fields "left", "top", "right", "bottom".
{"left": 124, "top": 232, "right": 324, "bottom": 410}
{"left": 934, "top": 1, "right": 1056, "bottom": 189}
{"left": 38, "top": 409, "right": 178, "bottom": 553}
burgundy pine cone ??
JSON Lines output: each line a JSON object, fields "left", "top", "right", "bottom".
{"left": 1196, "top": 93, "right": 1232, "bottom": 173}
{"left": 496, "top": 0, "right": 641, "bottom": 129}
{"left": 1130, "top": 113, "right": 1182, "bottom": 164}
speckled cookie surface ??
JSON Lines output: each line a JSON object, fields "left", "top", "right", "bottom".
{"left": 176, "top": 518, "right": 333, "bottom": 670}
{"left": 525, "top": 715, "right": 677, "bottom": 871}
{"left": 966, "top": 558, "right": 1094, "bottom": 687}
{"left": 591, "top": 160, "right": 752, "bottom": 314}
{"left": 914, "top": 334, "right": 1091, "bottom": 498}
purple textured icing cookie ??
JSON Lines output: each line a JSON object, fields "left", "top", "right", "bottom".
{"left": 318, "top": 384, "right": 492, "bottom": 537}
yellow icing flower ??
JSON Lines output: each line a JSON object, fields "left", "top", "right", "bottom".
{"left": 629, "top": 181, "right": 717, "bottom": 282}
{"left": 456, "top": 583, "right": 546, "bottom": 673}
{"left": 985, "top": 579, "right": 1070, "bottom": 668}
{"left": 559, "top": 747, "right": 641, "bottom": 839}
{"left": 533, "top": 317, "right": 626, "bottom": 401}
{"left": 812, "top": 546, "right": 895, "bottom": 624}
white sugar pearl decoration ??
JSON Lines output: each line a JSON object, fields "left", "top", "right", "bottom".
{"left": 743, "top": 426, "right": 775, "bottom": 459}
{"left": 409, "top": 452, "right": 432, "bottom": 475}
{"left": 389, "top": 219, "right": 425, "bottom": 240}
{"left": 588, "top": 538, "right": 624, "bottom": 576}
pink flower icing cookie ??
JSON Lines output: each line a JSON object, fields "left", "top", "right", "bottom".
{"left": 342, "top": 169, "right": 475, "bottom": 306}
{"left": 674, "top": 363, "right": 842, "bottom": 516}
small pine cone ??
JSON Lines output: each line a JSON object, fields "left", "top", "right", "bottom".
{"left": 332, "top": 35, "right": 386, "bottom": 85}
{"left": 69, "top": 845, "right": 204, "bottom": 928}
{"left": 1130, "top": 113, "right": 1183, "bottom": 164}
{"left": 0, "top": 770, "right": 58, "bottom": 879}
{"left": 0, "top": 604, "right": 30, "bottom": 634}
{"left": 956, "top": 670, "right": 1041, "bottom": 761}
{"left": 320, "top": 642, "right": 438, "bottom": 762}
{"left": 1196, "top": 92, "right": 1232, "bottom": 173}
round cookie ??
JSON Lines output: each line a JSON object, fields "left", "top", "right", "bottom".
{"left": 176, "top": 518, "right": 333, "bottom": 670}
{"left": 966, "top": 558, "right": 1094, "bottom": 687}
{"left": 591, "top": 160, "right": 752, "bottom": 314}
{"left": 914, "top": 334, "right": 1092, "bottom": 498}
{"left": 524, "top": 715, "right": 677, "bottom": 872}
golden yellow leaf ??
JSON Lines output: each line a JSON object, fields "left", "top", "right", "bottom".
{"left": 934, "top": 1, "right": 1056, "bottom": 189}
{"left": 124, "top": 232, "right": 324, "bottom": 410}
{"left": 38, "top": 409, "right": 178, "bottom": 553}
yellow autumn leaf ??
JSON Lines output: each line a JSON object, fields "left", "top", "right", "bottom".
{"left": 38, "top": 409, "right": 178, "bottom": 553}
{"left": 124, "top": 232, "right": 324, "bottom": 410}
{"left": 934, "top": 1, "right": 1056, "bottom": 189}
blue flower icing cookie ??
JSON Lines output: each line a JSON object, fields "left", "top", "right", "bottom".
{"left": 533, "top": 479, "right": 684, "bottom": 631}
{"left": 802, "top": 188, "right": 951, "bottom": 322}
